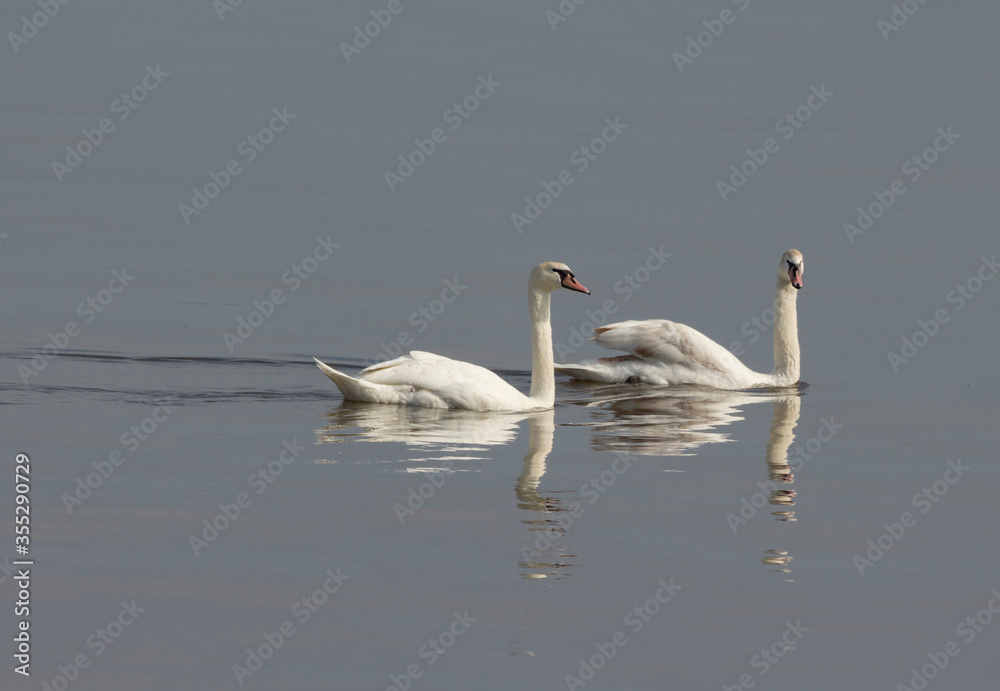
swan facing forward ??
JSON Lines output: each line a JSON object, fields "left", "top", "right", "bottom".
{"left": 315, "top": 262, "right": 589, "bottom": 411}
{"left": 555, "top": 250, "right": 804, "bottom": 389}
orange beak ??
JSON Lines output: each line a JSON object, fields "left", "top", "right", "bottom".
{"left": 561, "top": 274, "right": 590, "bottom": 294}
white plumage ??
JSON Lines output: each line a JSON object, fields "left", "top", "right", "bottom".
{"left": 556, "top": 250, "right": 804, "bottom": 389}
{"left": 315, "top": 352, "right": 534, "bottom": 410}
{"left": 315, "top": 262, "right": 589, "bottom": 411}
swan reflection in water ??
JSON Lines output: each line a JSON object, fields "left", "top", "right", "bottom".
{"left": 315, "top": 403, "right": 573, "bottom": 579}
{"left": 315, "top": 401, "right": 526, "bottom": 476}
{"left": 513, "top": 411, "right": 580, "bottom": 579}
{"left": 315, "top": 384, "right": 804, "bottom": 579}
{"left": 565, "top": 383, "right": 804, "bottom": 574}
{"left": 316, "top": 401, "right": 525, "bottom": 448}
{"left": 562, "top": 383, "right": 798, "bottom": 458}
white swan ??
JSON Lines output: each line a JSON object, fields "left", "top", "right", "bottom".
{"left": 555, "top": 250, "right": 804, "bottom": 389}
{"left": 314, "top": 262, "right": 590, "bottom": 411}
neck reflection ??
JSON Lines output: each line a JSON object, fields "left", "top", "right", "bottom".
{"left": 514, "top": 410, "right": 577, "bottom": 579}
{"left": 764, "top": 395, "right": 801, "bottom": 523}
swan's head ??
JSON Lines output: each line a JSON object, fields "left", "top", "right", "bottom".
{"left": 532, "top": 262, "right": 590, "bottom": 295}
{"left": 780, "top": 250, "right": 804, "bottom": 290}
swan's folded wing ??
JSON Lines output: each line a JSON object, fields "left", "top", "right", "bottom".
{"left": 592, "top": 320, "right": 745, "bottom": 372}
{"left": 359, "top": 351, "right": 515, "bottom": 395}
{"left": 359, "top": 350, "right": 447, "bottom": 376}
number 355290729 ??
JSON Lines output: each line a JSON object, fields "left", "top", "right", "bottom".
{"left": 15, "top": 453, "right": 30, "bottom": 555}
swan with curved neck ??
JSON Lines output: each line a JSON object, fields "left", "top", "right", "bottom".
{"left": 555, "top": 250, "right": 803, "bottom": 389}
{"left": 315, "top": 262, "right": 589, "bottom": 410}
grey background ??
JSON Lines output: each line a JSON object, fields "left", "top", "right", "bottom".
{"left": 2, "top": 1, "right": 998, "bottom": 689}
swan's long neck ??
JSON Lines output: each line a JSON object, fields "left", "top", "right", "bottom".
{"left": 527, "top": 288, "right": 555, "bottom": 406}
{"left": 771, "top": 280, "right": 800, "bottom": 386}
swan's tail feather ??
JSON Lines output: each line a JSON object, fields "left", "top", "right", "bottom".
{"left": 314, "top": 358, "right": 385, "bottom": 401}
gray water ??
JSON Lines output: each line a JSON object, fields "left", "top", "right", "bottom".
{"left": 2, "top": 1, "right": 999, "bottom": 689}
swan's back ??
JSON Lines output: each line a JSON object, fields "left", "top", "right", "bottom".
{"left": 594, "top": 320, "right": 748, "bottom": 372}
{"left": 572, "top": 319, "right": 761, "bottom": 388}
{"left": 359, "top": 351, "right": 532, "bottom": 410}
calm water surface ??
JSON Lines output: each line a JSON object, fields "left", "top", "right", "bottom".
{"left": 2, "top": 1, "right": 999, "bottom": 689}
